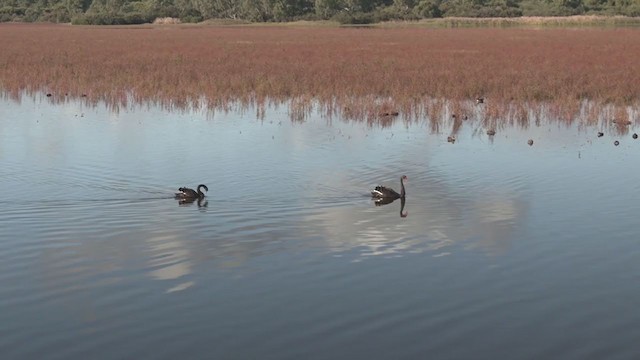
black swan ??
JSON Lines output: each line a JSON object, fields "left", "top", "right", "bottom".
{"left": 175, "top": 184, "right": 208, "bottom": 200}
{"left": 371, "top": 175, "right": 407, "bottom": 200}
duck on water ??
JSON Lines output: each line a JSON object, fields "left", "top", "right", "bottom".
{"left": 175, "top": 184, "right": 208, "bottom": 200}
{"left": 371, "top": 175, "right": 407, "bottom": 202}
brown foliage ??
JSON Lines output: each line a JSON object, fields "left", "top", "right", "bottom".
{"left": 1, "top": 23, "right": 640, "bottom": 123}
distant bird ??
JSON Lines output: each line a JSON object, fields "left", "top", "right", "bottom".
{"left": 597, "top": 132, "right": 604, "bottom": 137}
{"left": 614, "top": 140, "right": 620, "bottom": 146}
{"left": 447, "top": 135, "right": 456, "bottom": 143}
{"left": 528, "top": 139, "right": 534, "bottom": 146}
{"left": 476, "top": 97, "right": 484, "bottom": 104}
{"left": 486, "top": 129, "right": 496, "bottom": 136}
{"left": 371, "top": 175, "right": 407, "bottom": 201}
{"left": 175, "top": 184, "right": 208, "bottom": 200}
{"left": 633, "top": 133, "right": 638, "bottom": 139}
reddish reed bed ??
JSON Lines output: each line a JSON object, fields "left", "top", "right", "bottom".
{"left": 1, "top": 23, "right": 640, "bottom": 124}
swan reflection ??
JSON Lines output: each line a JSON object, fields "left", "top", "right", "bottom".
{"left": 373, "top": 196, "right": 408, "bottom": 218}
{"left": 177, "top": 197, "right": 208, "bottom": 208}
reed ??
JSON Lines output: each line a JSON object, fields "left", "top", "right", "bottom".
{"left": 379, "top": 15, "right": 640, "bottom": 28}
{"left": 1, "top": 23, "right": 640, "bottom": 125}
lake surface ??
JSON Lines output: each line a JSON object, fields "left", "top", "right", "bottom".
{"left": 2, "top": 96, "right": 640, "bottom": 359}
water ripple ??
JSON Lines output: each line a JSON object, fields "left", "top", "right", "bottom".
{"left": 3, "top": 98, "right": 640, "bottom": 359}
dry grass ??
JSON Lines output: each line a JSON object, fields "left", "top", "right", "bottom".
{"left": 380, "top": 15, "right": 640, "bottom": 28}
{"left": 1, "top": 23, "right": 640, "bottom": 125}
{"left": 152, "top": 17, "right": 182, "bottom": 25}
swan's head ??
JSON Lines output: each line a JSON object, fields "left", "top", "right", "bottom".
{"left": 401, "top": 175, "right": 408, "bottom": 181}
{"left": 201, "top": 185, "right": 209, "bottom": 192}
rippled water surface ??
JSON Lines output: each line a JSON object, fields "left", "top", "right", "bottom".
{"left": 2, "top": 97, "right": 640, "bottom": 359}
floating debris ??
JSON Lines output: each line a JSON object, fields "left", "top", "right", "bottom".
{"left": 614, "top": 140, "right": 620, "bottom": 146}
{"left": 597, "top": 132, "right": 604, "bottom": 137}
{"left": 476, "top": 97, "right": 484, "bottom": 104}
{"left": 486, "top": 129, "right": 496, "bottom": 136}
{"left": 447, "top": 136, "right": 456, "bottom": 143}
{"left": 46, "top": 93, "right": 52, "bottom": 97}
{"left": 527, "top": 139, "right": 534, "bottom": 146}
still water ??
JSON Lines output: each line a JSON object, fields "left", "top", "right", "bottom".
{"left": 1, "top": 96, "right": 640, "bottom": 359}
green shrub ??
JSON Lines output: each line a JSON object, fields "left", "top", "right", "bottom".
{"left": 122, "top": 12, "right": 150, "bottom": 24}
{"left": 180, "top": 15, "right": 203, "bottom": 23}
{"left": 414, "top": 0, "right": 443, "bottom": 18}
{"left": 71, "top": 15, "right": 90, "bottom": 24}
{"left": 71, "top": 11, "right": 153, "bottom": 25}
{"left": 331, "top": 11, "right": 374, "bottom": 24}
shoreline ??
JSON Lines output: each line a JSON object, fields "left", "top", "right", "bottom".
{"left": 1, "top": 24, "right": 640, "bottom": 123}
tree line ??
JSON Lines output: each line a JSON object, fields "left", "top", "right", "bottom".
{"left": 1, "top": 0, "right": 640, "bottom": 25}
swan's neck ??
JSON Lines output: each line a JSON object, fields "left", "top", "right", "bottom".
{"left": 400, "top": 178, "right": 406, "bottom": 197}
{"left": 197, "top": 185, "right": 205, "bottom": 197}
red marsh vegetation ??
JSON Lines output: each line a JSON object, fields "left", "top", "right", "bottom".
{"left": 1, "top": 23, "right": 639, "bottom": 125}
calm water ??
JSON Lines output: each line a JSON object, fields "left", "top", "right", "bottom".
{"left": 2, "top": 96, "right": 640, "bottom": 359}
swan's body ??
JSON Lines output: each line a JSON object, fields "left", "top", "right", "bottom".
{"left": 371, "top": 175, "right": 407, "bottom": 200}
{"left": 175, "top": 184, "right": 208, "bottom": 200}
